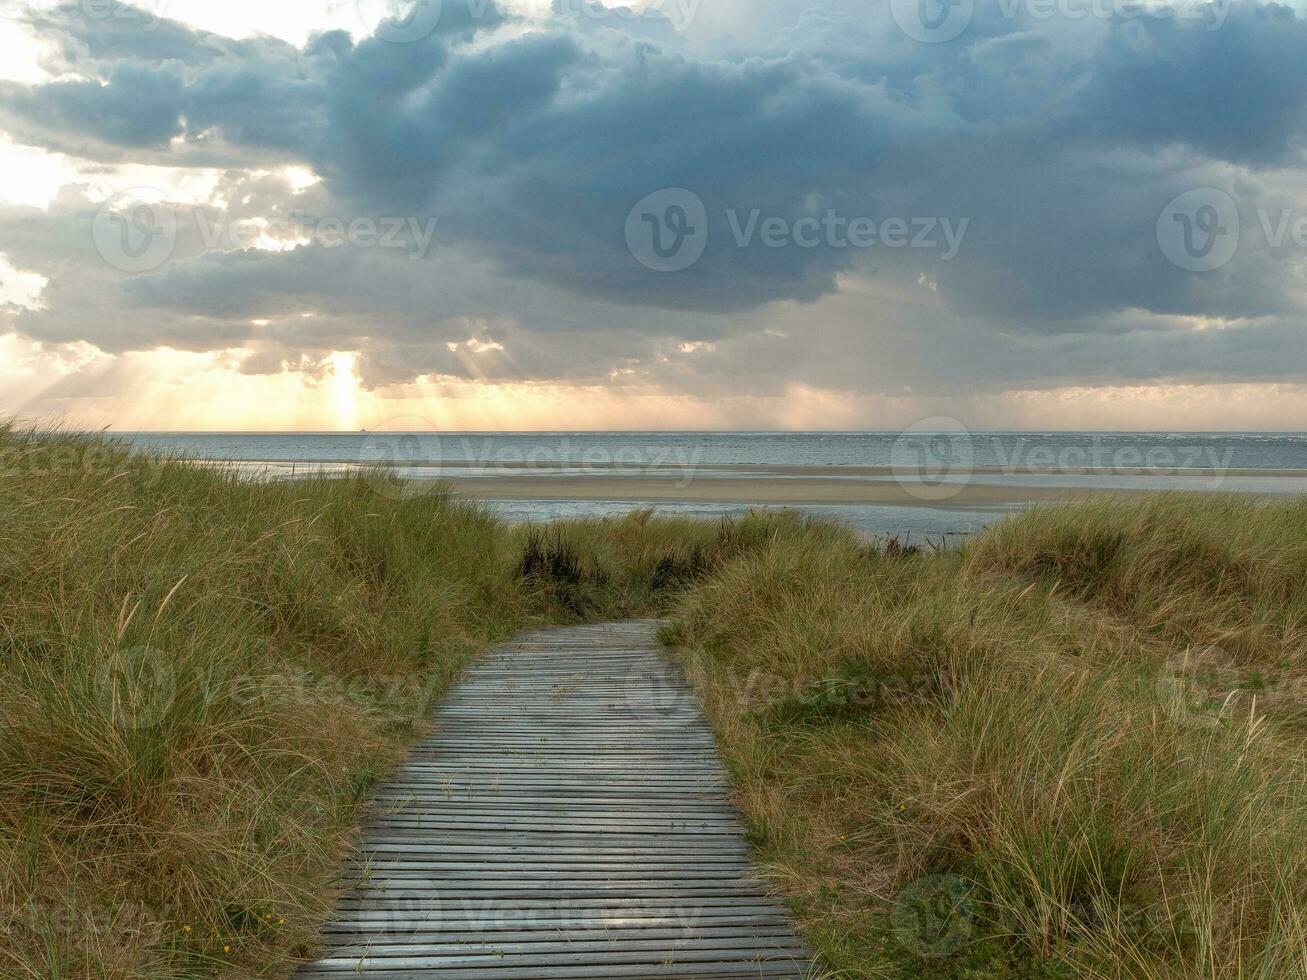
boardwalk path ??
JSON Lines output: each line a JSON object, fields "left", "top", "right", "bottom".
{"left": 296, "top": 620, "right": 814, "bottom": 978}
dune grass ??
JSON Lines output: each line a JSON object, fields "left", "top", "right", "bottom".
{"left": 0, "top": 425, "right": 546, "bottom": 977}
{"left": 665, "top": 493, "right": 1307, "bottom": 978}
{"left": 0, "top": 425, "right": 803, "bottom": 977}
{"left": 0, "top": 426, "right": 1303, "bottom": 979}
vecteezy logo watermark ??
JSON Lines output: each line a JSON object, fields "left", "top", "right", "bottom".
{"left": 95, "top": 645, "right": 176, "bottom": 730}
{"left": 625, "top": 188, "right": 710, "bottom": 272}
{"left": 891, "top": 0, "right": 1228, "bottom": 43}
{"left": 554, "top": 0, "right": 702, "bottom": 32}
{"left": 890, "top": 418, "right": 975, "bottom": 502}
{"left": 1155, "top": 192, "right": 1307, "bottom": 273}
{"left": 346, "top": 892, "right": 444, "bottom": 932}
{"left": 193, "top": 211, "right": 440, "bottom": 258}
{"left": 1156, "top": 645, "right": 1244, "bottom": 729}
{"left": 891, "top": 873, "right": 978, "bottom": 958}
{"left": 356, "top": 418, "right": 443, "bottom": 499}
{"left": 1156, "top": 187, "right": 1240, "bottom": 272}
{"left": 92, "top": 190, "right": 178, "bottom": 274}
{"left": 356, "top": 0, "right": 443, "bottom": 42}
{"left": 890, "top": 0, "right": 975, "bottom": 42}
{"left": 620, "top": 659, "right": 700, "bottom": 725}
{"left": 625, "top": 188, "right": 968, "bottom": 272}
{"left": 78, "top": 0, "right": 170, "bottom": 29}
{"left": 887, "top": 429, "right": 1239, "bottom": 498}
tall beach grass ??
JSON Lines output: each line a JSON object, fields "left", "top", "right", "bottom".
{"left": 667, "top": 493, "right": 1307, "bottom": 977}
{"left": 0, "top": 425, "right": 804, "bottom": 976}
{"left": 0, "top": 426, "right": 1303, "bottom": 978}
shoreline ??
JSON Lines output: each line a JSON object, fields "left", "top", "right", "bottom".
{"left": 441, "top": 475, "right": 1145, "bottom": 509}
{"left": 195, "top": 459, "right": 1307, "bottom": 479}
{"left": 179, "top": 458, "right": 1307, "bottom": 510}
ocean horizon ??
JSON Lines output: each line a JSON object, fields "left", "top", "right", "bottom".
{"left": 91, "top": 430, "right": 1307, "bottom": 542}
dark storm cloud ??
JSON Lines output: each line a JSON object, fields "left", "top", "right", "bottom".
{"left": 0, "top": 59, "right": 185, "bottom": 150}
{"left": 1075, "top": 4, "right": 1307, "bottom": 165}
{"left": 3, "top": 0, "right": 1307, "bottom": 392}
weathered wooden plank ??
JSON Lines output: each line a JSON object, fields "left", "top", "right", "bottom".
{"left": 297, "top": 961, "right": 809, "bottom": 980}
{"left": 325, "top": 904, "right": 792, "bottom": 924}
{"left": 316, "top": 925, "right": 798, "bottom": 942}
{"left": 307, "top": 948, "right": 811, "bottom": 969}
{"left": 293, "top": 621, "right": 816, "bottom": 978}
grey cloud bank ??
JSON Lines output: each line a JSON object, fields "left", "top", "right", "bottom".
{"left": 1, "top": 0, "right": 1306, "bottom": 400}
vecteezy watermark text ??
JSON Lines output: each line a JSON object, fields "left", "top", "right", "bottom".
{"left": 0, "top": 437, "right": 166, "bottom": 487}
{"left": 15, "top": 0, "right": 172, "bottom": 31}
{"left": 625, "top": 188, "right": 968, "bottom": 272}
{"left": 621, "top": 659, "right": 944, "bottom": 727}
{"left": 989, "top": 436, "right": 1235, "bottom": 473}
{"left": 357, "top": 0, "right": 702, "bottom": 43}
{"left": 724, "top": 209, "right": 968, "bottom": 257}
{"left": 890, "top": 421, "right": 1240, "bottom": 501}
{"left": 92, "top": 190, "right": 440, "bottom": 273}
{"left": 889, "top": 872, "right": 1197, "bottom": 959}
{"left": 194, "top": 211, "right": 439, "bottom": 257}
{"left": 551, "top": 0, "right": 701, "bottom": 32}
{"left": 2, "top": 899, "right": 166, "bottom": 941}
{"left": 891, "top": 0, "right": 1229, "bottom": 44}
{"left": 338, "top": 892, "right": 716, "bottom": 932}
{"left": 355, "top": 427, "right": 707, "bottom": 492}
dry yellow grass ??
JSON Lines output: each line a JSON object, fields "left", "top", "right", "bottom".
{"left": 667, "top": 495, "right": 1307, "bottom": 978}
{"left": 2, "top": 425, "right": 1303, "bottom": 979}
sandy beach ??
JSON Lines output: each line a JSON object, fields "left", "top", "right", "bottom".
{"left": 252, "top": 460, "right": 1307, "bottom": 480}
{"left": 439, "top": 473, "right": 1150, "bottom": 508}
{"left": 214, "top": 458, "right": 1307, "bottom": 510}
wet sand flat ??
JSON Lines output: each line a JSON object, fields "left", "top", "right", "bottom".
{"left": 255, "top": 459, "right": 1307, "bottom": 480}
{"left": 438, "top": 474, "right": 1135, "bottom": 508}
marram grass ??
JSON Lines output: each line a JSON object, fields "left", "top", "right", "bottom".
{"left": 0, "top": 425, "right": 536, "bottom": 977}
{"left": 1, "top": 426, "right": 1304, "bottom": 979}
{"left": 0, "top": 425, "right": 799, "bottom": 977}
{"left": 669, "top": 493, "right": 1307, "bottom": 978}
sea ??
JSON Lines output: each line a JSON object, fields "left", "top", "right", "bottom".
{"left": 115, "top": 431, "right": 1307, "bottom": 542}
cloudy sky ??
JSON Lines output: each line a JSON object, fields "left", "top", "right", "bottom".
{"left": 1, "top": 0, "right": 1307, "bottom": 430}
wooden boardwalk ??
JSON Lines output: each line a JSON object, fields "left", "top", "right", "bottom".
{"left": 295, "top": 620, "right": 814, "bottom": 979}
